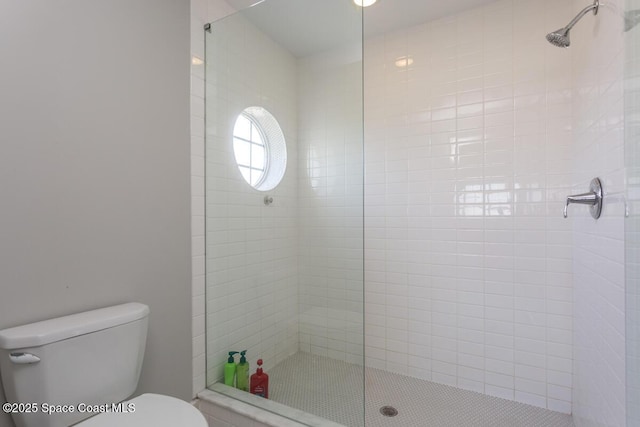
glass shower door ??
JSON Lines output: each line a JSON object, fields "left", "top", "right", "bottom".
{"left": 204, "top": 1, "right": 364, "bottom": 425}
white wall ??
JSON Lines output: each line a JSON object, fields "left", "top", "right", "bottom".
{"left": 198, "top": 0, "right": 631, "bottom": 423}
{"left": 0, "top": 1, "right": 192, "bottom": 426}
{"left": 204, "top": 12, "right": 299, "bottom": 385}
{"left": 571, "top": 0, "right": 627, "bottom": 425}
{"left": 625, "top": 1, "right": 640, "bottom": 425}
{"left": 363, "top": 0, "right": 575, "bottom": 413}
{"left": 297, "top": 47, "right": 364, "bottom": 364}
{"left": 197, "top": 1, "right": 365, "bottom": 400}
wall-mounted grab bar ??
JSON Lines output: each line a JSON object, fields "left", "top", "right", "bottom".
{"left": 563, "top": 178, "right": 603, "bottom": 219}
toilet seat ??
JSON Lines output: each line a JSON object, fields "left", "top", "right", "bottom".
{"left": 75, "top": 393, "right": 207, "bottom": 427}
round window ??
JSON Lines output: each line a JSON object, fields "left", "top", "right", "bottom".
{"left": 232, "top": 107, "right": 287, "bottom": 191}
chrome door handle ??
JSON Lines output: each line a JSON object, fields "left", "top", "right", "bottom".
{"left": 564, "top": 178, "right": 603, "bottom": 219}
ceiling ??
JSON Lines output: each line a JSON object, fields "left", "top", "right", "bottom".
{"left": 224, "top": 0, "right": 497, "bottom": 57}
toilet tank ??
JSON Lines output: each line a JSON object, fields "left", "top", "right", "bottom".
{"left": 0, "top": 303, "right": 149, "bottom": 427}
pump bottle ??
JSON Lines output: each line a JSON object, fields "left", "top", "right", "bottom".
{"left": 224, "top": 351, "right": 238, "bottom": 387}
{"left": 236, "top": 350, "right": 250, "bottom": 391}
{"left": 250, "top": 359, "right": 269, "bottom": 398}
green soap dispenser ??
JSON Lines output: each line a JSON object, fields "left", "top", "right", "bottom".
{"left": 224, "top": 351, "right": 239, "bottom": 387}
{"left": 236, "top": 350, "right": 250, "bottom": 391}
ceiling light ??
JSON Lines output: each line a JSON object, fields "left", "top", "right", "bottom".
{"left": 395, "top": 56, "right": 414, "bottom": 68}
{"left": 354, "top": 0, "right": 377, "bottom": 7}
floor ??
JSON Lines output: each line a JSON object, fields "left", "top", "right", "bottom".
{"left": 268, "top": 352, "right": 575, "bottom": 427}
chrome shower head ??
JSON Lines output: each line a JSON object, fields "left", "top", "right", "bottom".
{"left": 546, "top": 28, "right": 571, "bottom": 48}
{"left": 546, "top": 0, "right": 599, "bottom": 48}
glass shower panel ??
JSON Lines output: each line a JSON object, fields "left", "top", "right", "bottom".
{"left": 626, "top": 0, "right": 640, "bottom": 424}
{"left": 204, "top": 1, "right": 364, "bottom": 425}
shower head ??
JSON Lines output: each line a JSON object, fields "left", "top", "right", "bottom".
{"left": 546, "top": 0, "right": 599, "bottom": 48}
{"left": 546, "top": 28, "right": 571, "bottom": 48}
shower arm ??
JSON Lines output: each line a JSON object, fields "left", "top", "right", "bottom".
{"left": 564, "top": 1, "right": 599, "bottom": 31}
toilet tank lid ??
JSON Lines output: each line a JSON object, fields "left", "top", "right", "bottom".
{"left": 0, "top": 303, "right": 149, "bottom": 350}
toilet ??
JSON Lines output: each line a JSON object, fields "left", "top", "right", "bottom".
{"left": 0, "top": 303, "right": 207, "bottom": 427}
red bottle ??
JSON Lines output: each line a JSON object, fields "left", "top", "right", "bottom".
{"left": 249, "top": 359, "right": 269, "bottom": 398}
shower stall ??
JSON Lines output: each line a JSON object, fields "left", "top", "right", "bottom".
{"left": 202, "top": 0, "right": 640, "bottom": 425}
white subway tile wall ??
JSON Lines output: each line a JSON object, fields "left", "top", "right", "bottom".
{"left": 204, "top": 11, "right": 299, "bottom": 386}
{"left": 198, "top": 1, "right": 364, "bottom": 394}
{"left": 194, "top": 0, "right": 631, "bottom": 423}
{"left": 626, "top": 1, "right": 640, "bottom": 425}
{"left": 297, "top": 48, "right": 365, "bottom": 365}
{"left": 192, "top": 0, "right": 238, "bottom": 398}
{"left": 363, "top": 0, "right": 577, "bottom": 413}
{"left": 571, "top": 0, "right": 627, "bottom": 425}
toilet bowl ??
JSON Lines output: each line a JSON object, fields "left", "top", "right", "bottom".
{"left": 75, "top": 394, "right": 206, "bottom": 427}
{"left": 0, "top": 303, "right": 206, "bottom": 427}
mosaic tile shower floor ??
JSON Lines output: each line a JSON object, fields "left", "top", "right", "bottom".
{"left": 268, "top": 352, "right": 574, "bottom": 427}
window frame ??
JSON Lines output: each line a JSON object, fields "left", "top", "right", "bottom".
{"left": 233, "top": 112, "right": 270, "bottom": 188}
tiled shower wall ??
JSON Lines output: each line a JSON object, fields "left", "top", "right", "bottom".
{"left": 363, "top": 0, "right": 576, "bottom": 413}
{"left": 297, "top": 48, "right": 365, "bottom": 365}
{"left": 191, "top": 0, "right": 237, "bottom": 397}
{"left": 196, "top": 0, "right": 631, "bottom": 423}
{"left": 204, "top": 12, "right": 299, "bottom": 384}
{"left": 626, "top": 1, "right": 640, "bottom": 425}
{"left": 571, "top": 0, "right": 627, "bottom": 425}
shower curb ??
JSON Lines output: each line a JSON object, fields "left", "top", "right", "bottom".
{"left": 197, "top": 387, "right": 345, "bottom": 427}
